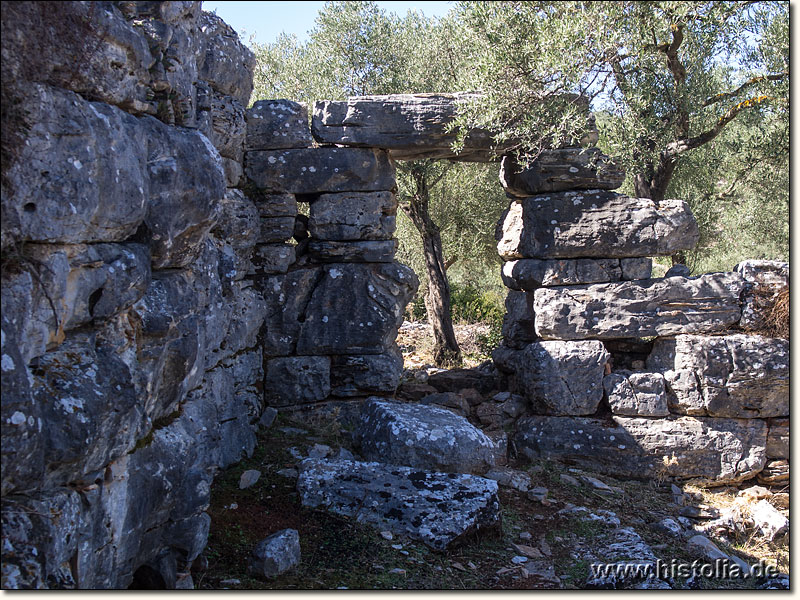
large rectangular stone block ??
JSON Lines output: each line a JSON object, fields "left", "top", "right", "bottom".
{"left": 513, "top": 415, "right": 767, "bottom": 485}
{"left": 245, "top": 99, "right": 312, "bottom": 150}
{"left": 647, "top": 334, "right": 789, "bottom": 418}
{"left": 533, "top": 273, "right": 745, "bottom": 340}
{"left": 312, "top": 94, "right": 505, "bottom": 162}
{"left": 496, "top": 191, "right": 699, "bottom": 260}
{"left": 245, "top": 148, "right": 396, "bottom": 194}
{"left": 309, "top": 191, "right": 397, "bottom": 241}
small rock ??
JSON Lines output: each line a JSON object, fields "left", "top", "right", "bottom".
{"left": 581, "top": 475, "right": 612, "bottom": 492}
{"left": 277, "top": 468, "right": 298, "bottom": 478}
{"left": 451, "top": 562, "right": 467, "bottom": 572}
{"left": 308, "top": 443, "right": 332, "bottom": 459}
{"left": 680, "top": 505, "right": 718, "bottom": 519}
{"left": 280, "top": 427, "right": 309, "bottom": 435}
{"left": 522, "top": 561, "right": 560, "bottom": 585}
{"left": 288, "top": 447, "right": 304, "bottom": 460}
{"left": 539, "top": 539, "right": 552, "bottom": 557}
{"left": 220, "top": 578, "right": 241, "bottom": 585}
{"left": 653, "top": 518, "right": 683, "bottom": 537}
{"left": 380, "top": 531, "right": 394, "bottom": 541}
{"left": 737, "top": 485, "right": 773, "bottom": 502}
{"left": 511, "top": 556, "right": 529, "bottom": 564}
{"left": 519, "top": 531, "right": 532, "bottom": 541}
{"left": 467, "top": 561, "right": 477, "bottom": 570}
{"left": 527, "top": 487, "right": 549, "bottom": 502}
{"left": 389, "top": 568, "right": 406, "bottom": 576}
{"left": 248, "top": 529, "right": 301, "bottom": 579}
{"left": 751, "top": 499, "right": 789, "bottom": 540}
{"left": 239, "top": 469, "right": 262, "bottom": 489}
{"left": 225, "top": 503, "right": 238, "bottom": 510}
{"left": 336, "top": 447, "right": 355, "bottom": 461}
{"left": 686, "top": 534, "right": 729, "bottom": 562}
{"left": 259, "top": 407, "right": 278, "bottom": 429}
{"left": 512, "top": 543, "right": 543, "bottom": 559}
{"left": 560, "top": 474, "right": 579, "bottom": 486}
{"left": 391, "top": 544, "right": 403, "bottom": 550}
{"left": 485, "top": 467, "right": 531, "bottom": 492}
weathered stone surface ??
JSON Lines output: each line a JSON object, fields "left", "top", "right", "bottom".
{"left": 222, "top": 157, "right": 244, "bottom": 187}
{"left": 245, "top": 148, "right": 396, "bottom": 194}
{"left": 255, "top": 192, "right": 298, "bottom": 218}
{"left": 514, "top": 415, "right": 767, "bottom": 485}
{"left": 751, "top": 500, "right": 788, "bottom": 541}
{"left": 329, "top": 345, "right": 403, "bottom": 397}
{"left": 264, "top": 356, "right": 331, "bottom": 407}
{"left": 355, "top": 398, "right": 496, "bottom": 474}
{"left": 296, "top": 263, "right": 419, "bottom": 355}
{"left": 500, "top": 148, "right": 625, "bottom": 197}
{"left": 647, "top": 334, "right": 788, "bottom": 418}
{"left": 420, "top": 392, "right": 471, "bottom": 417}
{"left": 603, "top": 372, "right": 669, "bottom": 417}
{"left": 734, "top": 260, "right": 789, "bottom": 333}
{"left": 297, "top": 458, "right": 501, "bottom": 550}
{"left": 196, "top": 11, "right": 255, "bottom": 105}
{"left": 312, "top": 94, "right": 506, "bottom": 162}
{"left": 766, "top": 418, "right": 789, "bottom": 459}
{"left": 501, "top": 291, "right": 538, "bottom": 347}
{"left": 493, "top": 341, "right": 609, "bottom": 416}
{"left": 533, "top": 273, "right": 745, "bottom": 340}
{"left": 502, "top": 258, "right": 622, "bottom": 290}
{"left": 211, "top": 189, "right": 259, "bottom": 276}
{"left": 757, "top": 460, "right": 789, "bottom": 485}
{"left": 248, "top": 529, "right": 301, "bottom": 579}
{"left": 308, "top": 239, "right": 398, "bottom": 263}
{"left": 196, "top": 91, "right": 246, "bottom": 162}
{"left": 249, "top": 243, "right": 296, "bottom": 275}
{"left": 142, "top": 114, "right": 227, "bottom": 269}
{"left": 257, "top": 267, "right": 321, "bottom": 356}
{"left": 496, "top": 192, "right": 699, "bottom": 260}
{"left": 3, "top": 83, "right": 149, "bottom": 246}
{"left": 246, "top": 100, "right": 312, "bottom": 150}
{"left": 309, "top": 191, "right": 397, "bottom": 241}
{"left": 426, "top": 369, "right": 497, "bottom": 395}
{"left": 258, "top": 217, "right": 296, "bottom": 243}
{"left": 620, "top": 258, "right": 653, "bottom": 281}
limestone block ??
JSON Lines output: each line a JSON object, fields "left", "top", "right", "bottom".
{"left": 298, "top": 458, "right": 501, "bottom": 550}
{"left": 501, "top": 290, "right": 538, "bottom": 347}
{"left": 502, "top": 258, "right": 621, "bottom": 290}
{"left": 309, "top": 191, "right": 397, "bottom": 240}
{"left": 308, "top": 239, "right": 398, "bottom": 263}
{"left": 264, "top": 356, "right": 331, "bottom": 407}
{"left": 211, "top": 188, "right": 260, "bottom": 259}
{"left": 257, "top": 267, "right": 321, "bottom": 356}
{"left": 256, "top": 193, "right": 298, "bottom": 218}
{"left": 603, "top": 372, "right": 669, "bottom": 417}
{"left": 249, "top": 244, "right": 296, "bottom": 275}
{"left": 248, "top": 529, "right": 301, "bottom": 579}
{"left": 533, "top": 273, "right": 745, "bottom": 340}
{"left": 499, "top": 148, "right": 625, "bottom": 196}
{"left": 496, "top": 191, "right": 699, "bottom": 260}
{"left": 621, "top": 258, "right": 652, "bottom": 280}
{"left": 734, "top": 260, "right": 789, "bottom": 333}
{"left": 245, "top": 148, "right": 396, "bottom": 194}
{"left": 245, "top": 100, "right": 312, "bottom": 150}
{"left": 514, "top": 415, "right": 767, "bottom": 485}
{"left": 329, "top": 345, "right": 404, "bottom": 397}
{"left": 258, "top": 217, "right": 296, "bottom": 244}
{"left": 766, "top": 418, "right": 789, "bottom": 459}
{"left": 647, "top": 334, "right": 789, "bottom": 418}
{"left": 197, "top": 91, "right": 246, "bottom": 161}
{"left": 196, "top": 12, "right": 256, "bottom": 105}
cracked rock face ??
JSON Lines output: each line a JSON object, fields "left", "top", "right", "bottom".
{"left": 297, "top": 458, "right": 501, "bottom": 550}
{"left": 533, "top": 273, "right": 745, "bottom": 340}
{"left": 493, "top": 341, "right": 609, "bottom": 416}
{"left": 496, "top": 192, "right": 699, "bottom": 260}
{"left": 647, "top": 334, "right": 788, "bottom": 418}
{"left": 514, "top": 415, "right": 767, "bottom": 485}
{"left": 354, "top": 398, "right": 496, "bottom": 474}
{"left": 603, "top": 372, "right": 669, "bottom": 417}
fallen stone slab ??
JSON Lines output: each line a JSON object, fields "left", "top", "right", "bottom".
{"left": 493, "top": 341, "right": 609, "bottom": 416}
{"left": 245, "top": 100, "right": 313, "bottom": 150}
{"left": 354, "top": 398, "right": 496, "bottom": 474}
{"left": 501, "top": 257, "right": 651, "bottom": 291}
{"left": 533, "top": 273, "right": 745, "bottom": 340}
{"left": 496, "top": 192, "right": 699, "bottom": 260}
{"left": 245, "top": 147, "right": 396, "bottom": 194}
{"left": 297, "top": 458, "right": 501, "bottom": 550}
{"left": 603, "top": 372, "right": 669, "bottom": 417}
{"left": 513, "top": 415, "right": 767, "bottom": 485}
{"left": 499, "top": 148, "right": 625, "bottom": 196}
{"left": 312, "top": 94, "right": 507, "bottom": 162}
{"left": 647, "top": 334, "right": 788, "bottom": 418}
{"left": 308, "top": 191, "right": 397, "bottom": 241}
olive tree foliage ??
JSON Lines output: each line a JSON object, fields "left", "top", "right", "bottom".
{"left": 454, "top": 1, "right": 788, "bottom": 267}
{"left": 250, "top": 2, "right": 506, "bottom": 365}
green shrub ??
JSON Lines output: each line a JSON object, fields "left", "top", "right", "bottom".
{"left": 449, "top": 282, "right": 505, "bottom": 326}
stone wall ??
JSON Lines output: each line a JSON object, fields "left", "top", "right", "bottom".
{"left": 1, "top": 1, "right": 265, "bottom": 589}
{"left": 492, "top": 153, "right": 789, "bottom": 487}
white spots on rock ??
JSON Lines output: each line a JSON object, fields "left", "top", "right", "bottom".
{"left": 322, "top": 316, "right": 328, "bottom": 323}
{"left": 9, "top": 411, "right": 26, "bottom": 425}
{"left": 329, "top": 268, "right": 342, "bottom": 279}
{"left": 268, "top": 156, "right": 277, "bottom": 164}
{"left": 1, "top": 354, "right": 14, "bottom": 372}
{"left": 308, "top": 166, "right": 316, "bottom": 173}
{"left": 569, "top": 166, "right": 579, "bottom": 173}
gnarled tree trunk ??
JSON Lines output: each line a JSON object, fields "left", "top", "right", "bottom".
{"left": 400, "top": 164, "right": 461, "bottom": 366}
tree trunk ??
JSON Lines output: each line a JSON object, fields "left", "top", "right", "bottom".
{"left": 634, "top": 155, "right": 686, "bottom": 265}
{"left": 401, "top": 170, "right": 461, "bottom": 367}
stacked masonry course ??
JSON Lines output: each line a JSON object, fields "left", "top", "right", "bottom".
{"left": 493, "top": 152, "right": 789, "bottom": 488}
{"left": 0, "top": 1, "right": 788, "bottom": 589}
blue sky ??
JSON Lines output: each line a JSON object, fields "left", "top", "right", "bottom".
{"left": 201, "top": 1, "right": 454, "bottom": 46}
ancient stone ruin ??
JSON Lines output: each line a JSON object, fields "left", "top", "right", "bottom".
{"left": 0, "top": 1, "right": 788, "bottom": 589}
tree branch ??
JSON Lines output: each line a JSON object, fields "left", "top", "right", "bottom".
{"left": 702, "top": 72, "right": 788, "bottom": 108}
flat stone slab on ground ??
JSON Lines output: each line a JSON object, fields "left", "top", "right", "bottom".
{"left": 533, "top": 273, "right": 745, "bottom": 340}
{"left": 297, "top": 458, "right": 501, "bottom": 550}
{"left": 513, "top": 415, "right": 766, "bottom": 486}
{"left": 354, "top": 398, "right": 496, "bottom": 474}
{"left": 496, "top": 191, "right": 699, "bottom": 260}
